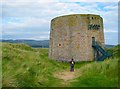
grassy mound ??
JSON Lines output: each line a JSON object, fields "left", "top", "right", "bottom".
{"left": 70, "top": 45, "right": 119, "bottom": 87}
{"left": 2, "top": 42, "right": 119, "bottom": 87}
{"left": 70, "top": 57, "right": 118, "bottom": 87}
{"left": 2, "top": 42, "right": 66, "bottom": 87}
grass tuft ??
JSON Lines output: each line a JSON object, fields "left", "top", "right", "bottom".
{"left": 2, "top": 42, "right": 119, "bottom": 87}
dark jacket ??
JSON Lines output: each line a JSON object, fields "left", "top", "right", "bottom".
{"left": 70, "top": 60, "right": 75, "bottom": 65}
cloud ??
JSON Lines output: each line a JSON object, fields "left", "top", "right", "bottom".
{"left": 58, "top": 0, "right": 119, "bottom": 2}
{"left": 2, "top": 1, "right": 118, "bottom": 45}
{"left": 104, "top": 30, "right": 118, "bottom": 33}
{"left": 28, "top": 36, "right": 49, "bottom": 40}
{"left": 104, "top": 32, "right": 118, "bottom": 45}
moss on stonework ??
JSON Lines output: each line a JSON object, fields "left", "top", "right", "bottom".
{"left": 50, "top": 14, "right": 104, "bottom": 61}
{"left": 68, "top": 16, "right": 78, "bottom": 27}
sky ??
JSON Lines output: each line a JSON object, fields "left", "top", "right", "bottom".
{"left": 1, "top": 0, "right": 119, "bottom": 45}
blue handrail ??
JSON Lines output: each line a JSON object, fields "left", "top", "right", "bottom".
{"left": 92, "top": 41, "right": 111, "bottom": 61}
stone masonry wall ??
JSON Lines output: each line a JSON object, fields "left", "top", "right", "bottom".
{"left": 49, "top": 14, "right": 104, "bottom": 62}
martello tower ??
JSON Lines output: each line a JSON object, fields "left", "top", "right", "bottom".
{"left": 49, "top": 14, "right": 105, "bottom": 62}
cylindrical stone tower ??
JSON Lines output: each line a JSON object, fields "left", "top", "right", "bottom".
{"left": 49, "top": 14, "right": 104, "bottom": 62}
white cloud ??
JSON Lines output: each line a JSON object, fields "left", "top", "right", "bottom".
{"left": 104, "top": 29, "right": 118, "bottom": 33}
{"left": 58, "top": 0, "right": 119, "bottom": 2}
{"left": 28, "top": 36, "right": 49, "bottom": 40}
{"left": 2, "top": 1, "right": 118, "bottom": 45}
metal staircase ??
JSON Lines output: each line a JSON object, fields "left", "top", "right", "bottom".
{"left": 92, "top": 38, "right": 111, "bottom": 61}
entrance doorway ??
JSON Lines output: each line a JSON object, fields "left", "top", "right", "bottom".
{"left": 92, "top": 37, "right": 95, "bottom": 46}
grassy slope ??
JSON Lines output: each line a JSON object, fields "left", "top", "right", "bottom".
{"left": 0, "top": 42, "right": 2, "bottom": 88}
{"left": 2, "top": 42, "right": 119, "bottom": 87}
{"left": 70, "top": 58, "right": 118, "bottom": 87}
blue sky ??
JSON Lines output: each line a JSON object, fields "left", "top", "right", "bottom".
{"left": 1, "top": 0, "right": 119, "bottom": 45}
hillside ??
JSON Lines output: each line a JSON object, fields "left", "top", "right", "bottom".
{"left": 1, "top": 40, "right": 49, "bottom": 48}
{"left": 0, "top": 39, "right": 116, "bottom": 48}
{"left": 2, "top": 42, "right": 119, "bottom": 87}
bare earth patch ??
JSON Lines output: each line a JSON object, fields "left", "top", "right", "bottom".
{"left": 54, "top": 69, "right": 81, "bottom": 82}
{"left": 53, "top": 68, "right": 84, "bottom": 86}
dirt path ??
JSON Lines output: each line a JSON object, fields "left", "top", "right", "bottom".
{"left": 54, "top": 69, "right": 82, "bottom": 86}
{"left": 54, "top": 71, "right": 75, "bottom": 81}
{"left": 53, "top": 63, "right": 92, "bottom": 86}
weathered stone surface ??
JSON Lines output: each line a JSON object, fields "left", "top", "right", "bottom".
{"left": 49, "top": 14, "right": 104, "bottom": 62}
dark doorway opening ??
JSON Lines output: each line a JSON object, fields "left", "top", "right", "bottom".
{"left": 92, "top": 37, "right": 95, "bottom": 46}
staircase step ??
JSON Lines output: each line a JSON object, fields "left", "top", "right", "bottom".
{"left": 92, "top": 41, "right": 110, "bottom": 61}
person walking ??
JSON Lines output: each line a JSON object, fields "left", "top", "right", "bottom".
{"left": 70, "top": 58, "right": 75, "bottom": 72}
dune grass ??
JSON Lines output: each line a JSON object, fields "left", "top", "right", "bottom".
{"left": 2, "top": 42, "right": 68, "bottom": 87}
{"left": 70, "top": 57, "right": 118, "bottom": 87}
{"left": 0, "top": 42, "right": 2, "bottom": 88}
{"left": 2, "top": 42, "right": 119, "bottom": 87}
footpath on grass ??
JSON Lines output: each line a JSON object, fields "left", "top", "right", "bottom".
{"left": 53, "top": 68, "right": 83, "bottom": 86}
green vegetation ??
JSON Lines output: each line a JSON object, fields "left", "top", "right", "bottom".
{"left": 70, "top": 57, "right": 118, "bottom": 87}
{"left": 2, "top": 42, "right": 119, "bottom": 87}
